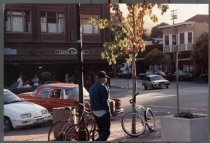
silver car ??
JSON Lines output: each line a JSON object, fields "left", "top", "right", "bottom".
{"left": 142, "top": 74, "right": 170, "bottom": 90}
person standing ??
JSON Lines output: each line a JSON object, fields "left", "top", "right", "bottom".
{"left": 32, "top": 75, "right": 39, "bottom": 88}
{"left": 89, "top": 71, "right": 111, "bottom": 141}
{"left": 65, "top": 73, "right": 69, "bottom": 83}
{"left": 17, "top": 74, "right": 23, "bottom": 88}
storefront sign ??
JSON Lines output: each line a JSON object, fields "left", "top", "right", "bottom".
{"left": 55, "top": 48, "right": 77, "bottom": 55}
{"left": 55, "top": 48, "right": 89, "bottom": 55}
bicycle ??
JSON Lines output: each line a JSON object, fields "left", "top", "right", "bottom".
{"left": 121, "top": 92, "right": 155, "bottom": 137}
{"left": 48, "top": 103, "right": 98, "bottom": 141}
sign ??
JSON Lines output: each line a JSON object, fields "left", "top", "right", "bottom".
{"left": 55, "top": 48, "right": 77, "bottom": 55}
{"left": 55, "top": 48, "right": 89, "bottom": 55}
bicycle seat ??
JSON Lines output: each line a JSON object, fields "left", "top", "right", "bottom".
{"left": 64, "top": 107, "right": 71, "bottom": 110}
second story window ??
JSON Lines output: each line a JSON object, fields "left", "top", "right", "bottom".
{"left": 5, "top": 10, "right": 31, "bottom": 32}
{"left": 164, "top": 35, "right": 169, "bottom": 45}
{"left": 179, "top": 33, "right": 184, "bottom": 44}
{"left": 172, "top": 35, "right": 177, "bottom": 45}
{"left": 40, "top": 11, "right": 64, "bottom": 33}
{"left": 81, "top": 15, "right": 100, "bottom": 35}
{"left": 188, "top": 32, "right": 193, "bottom": 44}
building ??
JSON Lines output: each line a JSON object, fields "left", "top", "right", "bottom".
{"left": 4, "top": 4, "right": 111, "bottom": 86}
{"left": 159, "top": 14, "right": 208, "bottom": 75}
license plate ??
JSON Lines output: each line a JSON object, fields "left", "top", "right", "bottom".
{"left": 36, "top": 118, "right": 44, "bottom": 123}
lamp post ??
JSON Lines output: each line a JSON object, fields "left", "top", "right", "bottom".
{"left": 76, "top": 4, "right": 86, "bottom": 140}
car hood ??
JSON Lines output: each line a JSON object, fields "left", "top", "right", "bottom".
{"left": 4, "top": 101, "right": 46, "bottom": 114}
{"left": 153, "top": 79, "right": 168, "bottom": 83}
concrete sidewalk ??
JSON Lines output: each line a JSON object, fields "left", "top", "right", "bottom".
{"left": 108, "top": 116, "right": 161, "bottom": 142}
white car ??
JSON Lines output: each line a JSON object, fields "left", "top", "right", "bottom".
{"left": 4, "top": 89, "right": 52, "bottom": 131}
{"left": 142, "top": 74, "right": 170, "bottom": 90}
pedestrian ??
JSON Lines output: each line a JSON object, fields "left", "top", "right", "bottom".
{"left": 65, "top": 73, "right": 69, "bottom": 83}
{"left": 89, "top": 71, "right": 111, "bottom": 141}
{"left": 23, "top": 80, "right": 31, "bottom": 88}
{"left": 17, "top": 74, "right": 23, "bottom": 88}
{"left": 32, "top": 75, "right": 39, "bottom": 88}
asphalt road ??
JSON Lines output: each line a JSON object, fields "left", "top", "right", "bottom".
{"left": 110, "top": 78, "right": 208, "bottom": 116}
{"left": 4, "top": 78, "right": 208, "bottom": 141}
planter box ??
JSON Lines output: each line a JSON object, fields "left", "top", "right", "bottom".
{"left": 161, "top": 114, "right": 208, "bottom": 142}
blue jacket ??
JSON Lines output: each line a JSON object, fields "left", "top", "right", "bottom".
{"left": 89, "top": 82, "right": 110, "bottom": 111}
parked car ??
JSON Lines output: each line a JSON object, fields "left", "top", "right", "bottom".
{"left": 154, "top": 71, "right": 174, "bottom": 81}
{"left": 6, "top": 82, "right": 36, "bottom": 94}
{"left": 200, "top": 74, "right": 208, "bottom": 82}
{"left": 173, "top": 70, "right": 193, "bottom": 81}
{"left": 142, "top": 74, "right": 170, "bottom": 90}
{"left": 4, "top": 89, "right": 52, "bottom": 131}
{"left": 117, "top": 70, "right": 132, "bottom": 78}
{"left": 17, "top": 83, "right": 124, "bottom": 115}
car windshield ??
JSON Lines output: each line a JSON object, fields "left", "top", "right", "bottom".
{"left": 4, "top": 90, "right": 22, "bottom": 104}
{"left": 65, "top": 86, "right": 89, "bottom": 100}
{"left": 150, "top": 75, "right": 164, "bottom": 81}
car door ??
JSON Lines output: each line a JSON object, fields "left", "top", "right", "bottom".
{"left": 145, "top": 76, "right": 152, "bottom": 87}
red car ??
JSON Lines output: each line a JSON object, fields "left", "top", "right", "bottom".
{"left": 17, "top": 83, "right": 124, "bottom": 115}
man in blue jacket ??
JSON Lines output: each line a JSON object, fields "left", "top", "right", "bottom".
{"left": 89, "top": 71, "right": 111, "bottom": 141}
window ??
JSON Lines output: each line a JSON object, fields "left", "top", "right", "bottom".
{"left": 164, "top": 35, "right": 169, "bottom": 45}
{"left": 172, "top": 35, "right": 176, "bottom": 45}
{"left": 40, "top": 11, "right": 64, "bottom": 33}
{"left": 37, "top": 88, "right": 52, "bottom": 98}
{"left": 5, "top": 10, "right": 31, "bottom": 32}
{"left": 179, "top": 33, "right": 184, "bottom": 44}
{"left": 81, "top": 15, "right": 100, "bottom": 34}
{"left": 188, "top": 32, "right": 193, "bottom": 43}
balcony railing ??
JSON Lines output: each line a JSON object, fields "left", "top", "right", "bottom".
{"left": 163, "top": 44, "right": 193, "bottom": 53}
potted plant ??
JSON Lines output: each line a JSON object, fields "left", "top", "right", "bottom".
{"left": 161, "top": 111, "right": 208, "bottom": 142}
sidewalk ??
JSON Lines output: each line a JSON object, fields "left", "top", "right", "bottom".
{"left": 108, "top": 116, "right": 161, "bottom": 142}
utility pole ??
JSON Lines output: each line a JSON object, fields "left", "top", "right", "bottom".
{"left": 171, "top": 9, "right": 180, "bottom": 114}
{"left": 171, "top": 10, "right": 177, "bottom": 24}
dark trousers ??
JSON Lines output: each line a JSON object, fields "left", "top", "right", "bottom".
{"left": 93, "top": 111, "right": 111, "bottom": 141}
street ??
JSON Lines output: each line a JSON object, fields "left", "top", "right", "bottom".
{"left": 110, "top": 78, "right": 208, "bottom": 115}
{"left": 4, "top": 78, "right": 208, "bottom": 141}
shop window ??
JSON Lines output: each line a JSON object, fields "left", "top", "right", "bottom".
{"left": 5, "top": 10, "right": 31, "bottom": 32}
{"left": 40, "top": 11, "right": 64, "bottom": 33}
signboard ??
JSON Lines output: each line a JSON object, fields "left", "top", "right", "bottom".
{"left": 55, "top": 48, "right": 89, "bottom": 55}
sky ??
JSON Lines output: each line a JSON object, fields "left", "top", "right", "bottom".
{"left": 120, "top": 4, "right": 209, "bottom": 33}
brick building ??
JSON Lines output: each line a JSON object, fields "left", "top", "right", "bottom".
{"left": 4, "top": 4, "right": 112, "bottom": 86}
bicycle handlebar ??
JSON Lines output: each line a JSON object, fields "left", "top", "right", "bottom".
{"left": 129, "top": 92, "right": 139, "bottom": 104}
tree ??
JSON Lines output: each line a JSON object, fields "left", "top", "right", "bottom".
{"left": 150, "top": 22, "right": 169, "bottom": 38}
{"left": 144, "top": 48, "right": 171, "bottom": 67}
{"left": 191, "top": 32, "right": 208, "bottom": 76}
{"left": 90, "top": 2, "right": 168, "bottom": 133}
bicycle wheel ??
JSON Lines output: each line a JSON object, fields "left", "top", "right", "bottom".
{"left": 48, "top": 121, "right": 68, "bottom": 141}
{"left": 65, "top": 124, "right": 89, "bottom": 141}
{"left": 91, "top": 124, "right": 99, "bottom": 141}
{"left": 121, "top": 112, "right": 146, "bottom": 137}
{"left": 146, "top": 108, "right": 155, "bottom": 132}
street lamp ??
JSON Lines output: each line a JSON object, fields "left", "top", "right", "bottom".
{"left": 76, "top": 4, "right": 86, "bottom": 140}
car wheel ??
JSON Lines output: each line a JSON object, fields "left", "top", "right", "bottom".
{"left": 4, "top": 117, "right": 13, "bottom": 131}
{"left": 144, "top": 85, "right": 147, "bottom": 90}
{"left": 166, "top": 85, "right": 169, "bottom": 88}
